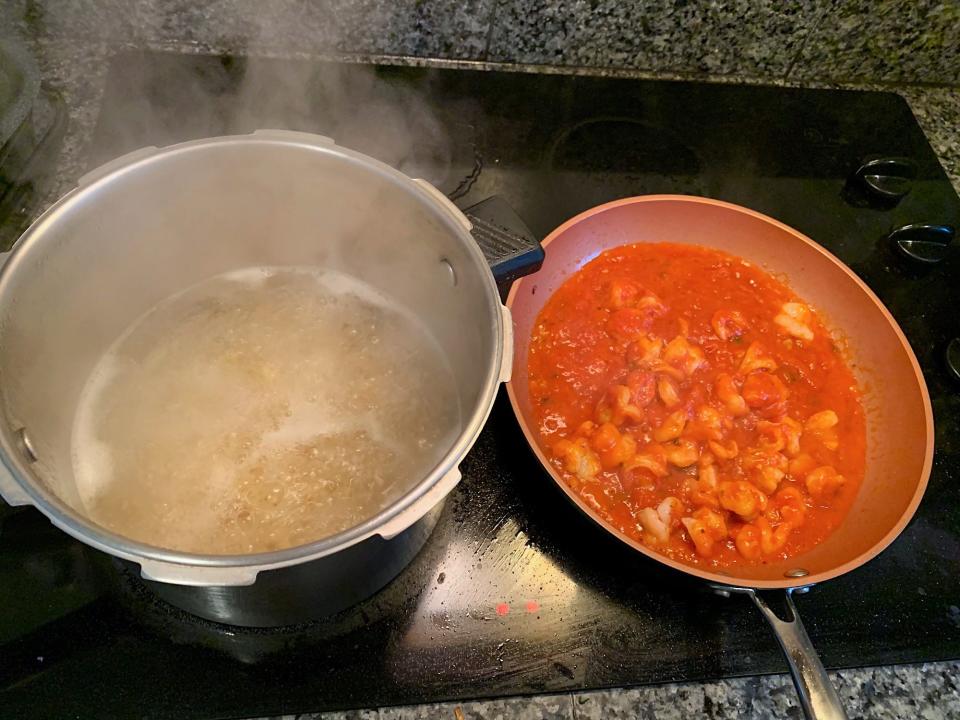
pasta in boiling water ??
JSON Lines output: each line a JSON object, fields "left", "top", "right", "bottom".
{"left": 72, "top": 268, "right": 461, "bottom": 555}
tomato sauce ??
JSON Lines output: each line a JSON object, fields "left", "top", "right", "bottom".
{"left": 528, "top": 243, "right": 866, "bottom": 569}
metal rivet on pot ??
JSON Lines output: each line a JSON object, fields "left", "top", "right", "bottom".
{"left": 440, "top": 258, "right": 458, "bottom": 286}
{"left": 17, "top": 428, "right": 37, "bottom": 462}
{"left": 785, "top": 568, "right": 809, "bottom": 578}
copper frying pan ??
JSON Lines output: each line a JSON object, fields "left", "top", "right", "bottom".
{"left": 505, "top": 196, "right": 934, "bottom": 720}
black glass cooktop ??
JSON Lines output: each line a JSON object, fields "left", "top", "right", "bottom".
{"left": 2, "top": 51, "right": 959, "bottom": 720}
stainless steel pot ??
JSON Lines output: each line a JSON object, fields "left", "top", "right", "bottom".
{"left": 0, "top": 130, "right": 512, "bottom": 626}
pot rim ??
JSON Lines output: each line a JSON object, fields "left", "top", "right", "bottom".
{"left": 0, "top": 132, "right": 506, "bottom": 572}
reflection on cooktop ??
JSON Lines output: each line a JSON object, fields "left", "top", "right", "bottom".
{"left": 548, "top": 117, "right": 702, "bottom": 174}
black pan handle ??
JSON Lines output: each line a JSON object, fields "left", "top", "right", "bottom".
{"left": 463, "top": 195, "right": 544, "bottom": 285}
{"left": 712, "top": 585, "right": 848, "bottom": 720}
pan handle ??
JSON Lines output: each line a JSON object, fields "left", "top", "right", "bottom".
{"left": 462, "top": 195, "right": 544, "bottom": 285}
{"left": 720, "top": 586, "right": 847, "bottom": 720}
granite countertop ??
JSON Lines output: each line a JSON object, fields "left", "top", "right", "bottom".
{"left": 5, "top": 30, "right": 960, "bottom": 720}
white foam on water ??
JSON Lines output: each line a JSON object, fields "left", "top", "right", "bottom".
{"left": 220, "top": 266, "right": 275, "bottom": 286}
{"left": 72, "top": 352, "right": 129, "bottom": 509}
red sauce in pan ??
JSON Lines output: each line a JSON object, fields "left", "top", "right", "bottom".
{"left": 527, "top": 243, "right": 866, "bottom": 568}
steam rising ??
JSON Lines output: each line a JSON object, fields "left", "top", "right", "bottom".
{"left": 91, "top": 48, "right": 456, "bottom": 187}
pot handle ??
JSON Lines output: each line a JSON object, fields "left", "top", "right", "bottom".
{"left": 500, "top": 305, "right": 514, "bottom": 383}
{"left": 717, "top": 585, "right": 847, "bottom": 720}
{"left": 377, "top": 466, "right": 462, "bottom": 540}
{"left": 138, "top": 559, "right": 260, "bottom": 587}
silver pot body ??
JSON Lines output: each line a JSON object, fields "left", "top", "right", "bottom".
{"left": 0, "top": 131, "right": 510, "bottom": 626}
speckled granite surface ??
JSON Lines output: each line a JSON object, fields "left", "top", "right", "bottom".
{"left": 486, "top": 0, "right": 960, "bottom": 85}
{"left": 4, "top": 0, "right": 960, "bottom": 84}
{"left": 248, "top": 661, "right": 960, "bottom": 718}
{"left": 486, "top": 0, "right": 821, "bottom": 77}
{"left": 790, "top": 0, "right": 960, "bottom": 85}
{"left": 899, "top": 84, "right": 960, "bottom": 185}
{"left": 3, "top": 6, "right": 960, "bottom": 719}
{"left": 4, "top": 0, "right": 496, "bottom": 59}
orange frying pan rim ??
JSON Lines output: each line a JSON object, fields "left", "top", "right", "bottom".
{"left": 505, "top": 194, "right": 934, "bottom": 590}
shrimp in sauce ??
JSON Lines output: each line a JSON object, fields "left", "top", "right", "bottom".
{"left": 528, "top": 243, "right": 866, "bottom": 568}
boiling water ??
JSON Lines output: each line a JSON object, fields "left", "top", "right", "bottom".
{"left": 71, "top": 267, "right": 461, "bottom": 555}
